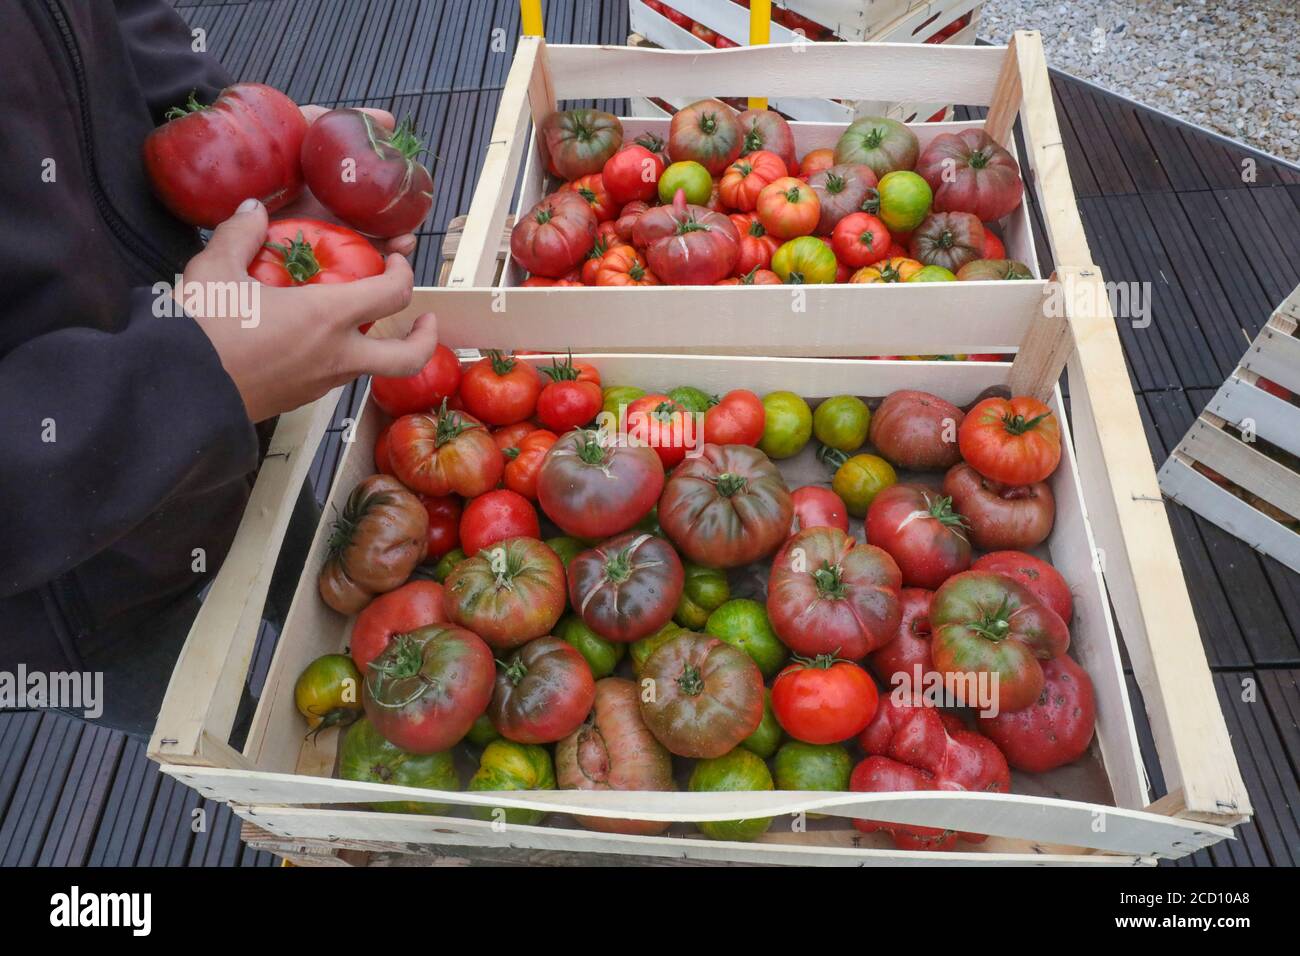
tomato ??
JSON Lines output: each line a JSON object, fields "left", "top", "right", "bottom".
{"left": 703, "top": 389, "right": 765, "bottom": 445}
{"left": 833, "top": 117, "right": 919, "bottom": 177}
{"left": 957, "top": 258, "right": 1034, "bottom": 281}
{"left": 756, "top": 176, "right": 820, "bottom": 239}
{"left": 319, "top": 475, "right": 427, "bottom": 615}
{"left": 719, "top": 150, "right": 788, "bottom": 212}
{"left": 943, "top": 463, "right": 1055, "bottom": 550}
{"left": 510, "top": 190, "right": 598, "bottom": 278}
{"left": 875, "top": 170, "right": 933, "bottom": 234}
{"left": 249, "top": 218, "right": 384, "bottom": 297}
{"left": 545, "top": 535, "right": 586, "bottom": 570}
{"left": 350, "top": 579, "right": 447, "bottom": 671}
{"left": 429, "top": 547, "right": 465, "bottom": 583}
{"left": 807, "top": 163, "right": 878, "bottom": 234}
{"left": 444, "top": 536, "right": 567, "bottom": 650}
{"left": 869, "top": 389, "right": 964, "bottom": 470}
{"left": 813, "top": 395, "right": 870, "bottom": 452}
{"left": 822, "top": 449, "right": 897, "bottom": 517}
{"left": 639, "top": 632, "right": 765, "bottom": 758}
{"left": 493, "top": 421, "right": 536, "bottom": 453}
{"left": 718, "top": 267, "right": 784, "bottom": 285}
{"left": 489, "top": 636, "right": 595, "bottom": 744}
{"left": 539, "top": 108, "right": 623, "bottom": 180}
{"left": 757, "top": 390, "right": 813, "bottom": 458}
{"left": 798, "top": 147, "right": 836, "bottom": 179}
{"left": 831, "top": 211, "right": 891, "bottom": 268}
{"left": 362, "top": 624, "right": 494, "bottom": 753}
{"left": 370, "top": 343, "right": 461, "bottom": 417}
{"left": 389, "top": 403, "right": 504, "bottom": 497}
{"left": 674, "top": 561, "right": 730, "bottom": 629}
{"left": 538, "top": 428, "right": 664, "bottom": 540}
{"left": 726, "top": 213, "right": 780, "bottom": 275}
{"left": 930, "top": 570, "right": 1071, "bottom": 712}
{"left": 667, "top": 385, "right": 716, "bottom": 414}
{"left": 338, "top": 717, "right": 458, "bottom": 813}
{"left": 688, "top": 749, "right": 774, "bottom": 841}
{"left": 668, "top": 99, "right": 743, "bottom": 175}
{"left": 908, "top": 211, "right": 985, "bottom": 272}
{"left": 595, "top": 244, "right": 661, "bottom": 286}
{"left": 767, "top": 527, "right": 902, "bottom": 660}
{"left": 143, "top": 83, "right": 307, "bottom": 227}
{"left": 972, "top": 551, "right": 1072, "bottom": 624}
{"left": 977, "top": 655, "right": 1095, "bottom": 771}
{"left": 602, "top": 144, "right": 665, "bottom": 207}
{"left": 982, "top": 227, "right": 1007, "bottom": 259}
{"left": 790, "top": 485, "right": 850, "bottom": 534}
{"left": 600, "top": 384, "right": 646, "bottom": 431}
{"left": 660, "top": 444, "right": 793, "bottom": 568}
{"left": 374, "top": 423, "right": 394, "bottom": 475}
{"left": 867, "top": 587, "right": 935, "bottom": 687}
{"left": 624, "top": 393, "right": 695, "bottom": 467}
{"left": 705, "top": 598, "right": 788, "bottom": 677}
{"left": 567, "top": 531, "right": 685, "bottom": 644}
{"left": 737, "top": 108, "right": 797, "bottom": 170}
{"left": 555, "top": 677, "right": 675, "bottom": 835}
{"left": 459, "top": 489, "right": 539, "bottom": 557}
{"left": 865, "top": 484, "right": 972, "bottom": 589}
{"left": 537, "top": 354, "right": 603, "bottom": 431}
{"left": 562, "top": 172, "right": 616, "bottom": 222}
{"left": 689, "top": 21, "right": 719, "bottom": 44}
{"left": 655, "top": 161, "right": 711, "bottom": 207}
{"left": 294, "top": 654, "right": 363, "bottom": 732}
{"left": 300, "top": 109, "right": 433, "bottom": 236}
{"left": 457, "top": 351, "right": 541, "bottom": 426}
{"left": 740, "top": 690, "right": 783, "bottom": 758}
{"left": 555, "top": 613, "right": 625, "bottom": 679}
{"left": 773, "top": 741, "right": 852, "bottom": 799}
{"left": 770, "top": 236, "right": 837, "bottom": 284}
{"left": 503, "top": 429, "right": 556, "bottom": 501}
{"left": 633, "top": 190, "right": 739, "bottom": 285}
{"left": 916, "top": 128, "right": 1024, "bottom": 222}
{"left": 467, "top": 740, "right": 556, "bottom": 826}
{"left": 849, "top": 256, "right": 924, "bottom": 283}
{"left": 772, "top": 654, "right": 878, "bottom": 744}
{"left": 959, "top": 396, "right": 1062, "bottom": 484}
{"left": 631, "top": 131, "right": 671, "bottom": 168}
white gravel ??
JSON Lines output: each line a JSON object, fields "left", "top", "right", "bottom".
{"left": 977, "top": 0, "right": 1299, "bottom": 161}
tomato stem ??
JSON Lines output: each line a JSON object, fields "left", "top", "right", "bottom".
{"left": 541, "top": 350, "right": 582, "bottom": 382}
{"left": 498, "top": 656, "right": 528, "bottom": 686}
{"left": 860, "top": 188, "right": 881, "bottom": 215}
{"left": 1000, "top": 411, "right": 1051, "bottom": 435}
{"left": 433, "top": 398, "right": 476, "bottom": 447}
{"left": 369, "top": 633, "right": 424, "bottom": 681}
{"left": 575, "top": 430, "right": 609, "bottom": 465}
{"left": 711, "top": 472, "right": 748, "bottom": 497}
{"left": 677, "top": 664, "right": 704, "bottom": 697}
{"left": 264, "top": 230, "right": 322, "bottom": 284}
{"left": 486, "top": 349, "right": 517, "bottom": 375}
{"left": 388, "top": 117, "right": 425, "bottom": 162}
{"left": 163, "top": 90, "right": 209, "bottom": 121}
{"left": 811, "top": 563, "right": 848, "bottom": 600}
{"left": 817, "top": 444, "right": 849, "bottom": 472}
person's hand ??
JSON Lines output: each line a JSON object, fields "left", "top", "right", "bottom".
{"left": 273, "top": 105, "right": 418, "bottom": 258}
{"left": 183, "top": 199, "right": 437, "bottom": 423}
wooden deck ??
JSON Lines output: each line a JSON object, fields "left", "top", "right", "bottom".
{"left": 0, "top": 0, "right": 1295, "bottom": 867}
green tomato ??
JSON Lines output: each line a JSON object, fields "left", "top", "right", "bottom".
{"left": 630, "top": 621, "right": 692, "bottom": 677}
{"left": 464, "top": 712, "right": 501, "bottom": 748}
{"left": 705, "top": 598, "right": 788, "bottom": 678}
{"left": 555, "top": 612, "right": 625, "bottom": 679}
{"left": 877, "top": 170, "right": 932, "bottom": 233}
{"left": 659, "top": 160, "right": 713, "bottom": 206}
{"left": 822, "top": 449, "right": 898, "bottom": 518}
{"left": 688, "top": 748, "right": 775, "bottom": 841}
{"left": 739, "top": 690, "right": 783, "bottom": 759}
{"left": 338, "top": 718, "right": 458, "bottom": 815}
{"left": 631, "top": 505, "right": 664, "bottom": 539}
{"left": 770, "top": 236, "right": 838, "bottom": 284}
{"left": 667, "top": 385, "right": 716, "bottom": 414}
{"left": 544, "top": 535, "right": 585, "bottom": 571}
{"left": 430, "top": 547, "right": 466, "bottom": 583}
{"left": 675, "top": 561, "right": 730, "bottom": 630}
{"left": 601, "top": 385, "right": 646, "bottom": 431}
{"left": 294, "top": 653, "right": 362, "bottom": 733}
{"left": 772, "top": 742, "right": 851, "bottom": 793}
{"left": 812, "top": 395, "right": 870, "bottom": 453}
{"left": 908, "top": 265, "right": 957, "bottom": 282}
{"left": 758, "top": 390, "right": 813, "bottom": 460}
{"left": 468, "top": 740, "right": 556, "bottom": 826}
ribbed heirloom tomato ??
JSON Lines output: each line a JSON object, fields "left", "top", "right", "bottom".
{"left": 865, "top": 484, "right": 972, "bottom": 589}
{"left": 916, "top": 128, "right": 1024, "bottom": 222}
{"left": 625, "top": 393, "right": 696, "bottom": 468}
{"left": 958, "top": 396, "right": 1062, "bottom": 485}
{"left": 539, "top": 108, "right": 623, "bottom": 180}
{"left": 737, "top": 108, "right": 797, "bottom": 171}
{"left": 971, "top": 551, "right": 1072, "bottom": 623}
{"left": 719, "top": 150, "right": 788, "bottom": 213}
{"left": 632, "top": 191, "right": 739, "bottom": 285}
{"left": 668, "top": 99, "right": 743, "bottom": 175}
{"left": 503, "top": 430, "right": 557, "bottom": 501}
{"left": 388, "top": 403, "right": 504, "bottom": 497}
{"left": 458, "top": 350, "right": 542, "bottom": 425}
{"left": 568, "top": 532, "right": 685, "bottom": 642}
{"left": 772, "top": 655, "right": 879, "bottom": 744}
{"left": 756, "top": 177, "right": 821, "bottom": 239}
{"left": 537, "top": 429, "right": 664, "bottom": 540}
{"left": 510, "top": 191, "right": 598, "bottom": 278}
{"left": 943, "top": 463, "right": 1055, "bottom": 550}
{"left": 728, "top": 213, "right": 781, "bottom": 275}
{"left": 807, "top": 163, "right": 878, "bottom": 234}
{"left": 489, "top": 637, "right": 596, "bottom": 744}
{"left": 595, "top": 245, "right": 660, "bottom": 286}
{"left": 563, "top": 173, "right": 616, "bottom": 222}
{"left": 444, "top": 537, "right": 566, "bottom": 650}
{"left": 868, "top": 389, "right": 964, "bottom": 471}
{"left": 319, "top": 475, "right": 427, "bottom": 615}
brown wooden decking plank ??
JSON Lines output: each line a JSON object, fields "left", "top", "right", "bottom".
{"left": 335, "top": 0, "right": 399, "bottom": 102}
{"left": 1051, "top": 75, "right": 1137, "bottom": 196}
{"left": 87, "top": 736, "right": 163, "bottom": 867}
{"left": 1046, "top": 75, "right": 1101, "bottom": 198}
{"left": 0, "top": 712, "right": 41, "bottom": 821}
{"left": 1135, "top": 108, "right": 1212, "bottom": 193}
{"left": 0, "top": 712, "right": 81, "bottom": 866}
{"left": 38, "top": 722, "right": 125, "bottom": 866}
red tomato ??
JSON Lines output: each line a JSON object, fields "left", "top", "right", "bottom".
{"left": 419, "top": 494, "right": 462, "bottom": 561}
{"left": 971, "top": 551, "right": 1072, "bottom": 624}
{"left": 772, "top": 655, "right": 879, "bottom": 744}
{"left": 716, "top": 268, "right": 784, "bottom": 285}
{"left": 490, "top": 637, "right": 596, "bottom": 744}
{"left": 537, "top": 355, "right": 603, "bottom": 432}
{"left": 690, "top": 21, "right": 719, "bottom": 44}
{"left": 728, "top": 213, "right": 781, "bottom": 275}
{"left": 626, "top": 393, "right": 697, "bottom": 469}
{"left": 510, "top": 191, "right": 598, "bottom": 278}
{"left": 492, "top": 421, "right": 537, "bottom": 455}
{"left": 798, "top": 148, "right": 835, "bottom": 179}
{"left": 143, "top": 83, "right": 307, "bottom": 228}
{"left": 503, "top": 430, "right": 558, "bottom": 501}
{"left": 661, "top": 5, "right": 692, "bottom": 28}
{"left": 703, "top": 389, "right": 765, "bottom": 445}
{"left": 562, "top": 173, "right": 616, "bottom": 222}
{"left": 567, "top": 531, "right": 685, "bottom": 642}
{"left": 249, "top": 218, "right": 384, "bottom": 288}
{"left": 977, "top": 655, "right": 1095, "bottom": 772}
{"left": 982, "top": 227, "right": 1006, "bottom": 259}
{"left": 789, "top": 486, "right": 850, "bottom": 534}
{"left": 537, "top": 429, "right": 664, "bottom": 540}
{"left": 867, "top": 587, "right": 934, "bottom": 688}
{"left": 943, "top": 462, "right": 1055, "bottom": 551}
{"left": 458, "top": 350, "right": 542, "bottom": 425}
{"left": 831, "top": 212, "right": 892, "bottom": 268}
{"left": 603, "top": 144, "right": 665, "bottom": 206}
{"left": 350, "top": 580, "right": 446, "bottom": 671}
{"left": 370, "top": 344, "right": 462, "bottom": 417}
{"left": 959, "top": 396, "right": 1062, "bottom": 485}
{"left": 460, "top": 489, "right": 540, "bottom": 556}
{"left": 595, "top": 244, "right": 661, "bottom": 286}
{"left": 388, "top": 405, "right": 504, "bottom": 497}
{"left": 719, "top": 150, "right": 788, "bottom": 213}
{"left": 756, "top": 176, "right": 821, "bottom": 239}
{"left": 865, "top": 483, "right": 972, "bottom": 589}
{"left": 300, "top": 108, "right": 434, "bottom": 237}
{"left": 374, "top": 422, "right": 394, "bottom": 475}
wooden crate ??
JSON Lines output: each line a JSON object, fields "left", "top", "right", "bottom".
{"left": 149, "top": 33, "right": 1250, "bottom": 866}
{"left": 1158, "top": 286, "right": 1300, "bottom": 573}
{"left": 629, "top": 0, "right": 981, "bottom": 122}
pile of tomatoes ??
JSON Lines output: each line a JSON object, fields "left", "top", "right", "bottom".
{"left": 293, "top": 348, "right": 1099, "bottom": 851}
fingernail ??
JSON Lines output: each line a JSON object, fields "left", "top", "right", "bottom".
{"left": 236, "top": 198, "right": 261, "bottom": 213}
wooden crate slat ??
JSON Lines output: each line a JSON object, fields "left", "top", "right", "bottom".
{"left": 1241, "top": 318, "right": 1300, "bottom": 395}
{"left": 1177, "top": 419, "right": 1300, "bottom": 521}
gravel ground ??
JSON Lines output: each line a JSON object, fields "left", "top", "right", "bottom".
{"left": 977, "top": 0, "right": 1299, "bottom": 161}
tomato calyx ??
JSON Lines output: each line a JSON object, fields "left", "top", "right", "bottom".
{"left": 534, "top": 208, "right": 554, "bottom": 226}
{"left": 788, "top": 650, "right": 850, "bottom": 670}
{"left": 742, "top": 128, "right": 765, "bottom": 154}
{"left": 746, "top": 219, "right": 768, "bottom": 238}
{"left": 967, "top": 150, "right": 991, "bottom": 170}
{"left": 710, "top": 472, "right": 749, "bottom": 497}
{"left": 263, "top": 230, "right": 323, "bottom": 284}
{"left": 677, "top": 663, "right": 705, "bottom": 697}
{"left": 635, "top": 132, "right": 667, "bottom": 156}
{"left": 999, "top": 411, "right": 1051, "bottom": 435}
{"left": 627, "top": 259, "right": 649, "bottom": 282}
{"left": 498, "top": 656, "right": 530, "bottom": 686}
{"left": 782, "top": 185, "right": 804, "bottom": 204}
{"left": 367, "top": 633, "right": 425, "bottom": 685}
{"left": 163, "top": 90, "right": 210, "bottom": 121}
{"left": 817, "top": 444, "right": 849, "bottom": 472}
{"left": 541, "top": 351, "right": 583, "bottom": 383}
{"left": 968, "top": 597, "right": 1015, "bottom": 642}
{"left": 860, "top": 188, "right": 881, "bottom": 215}
{"left": 697, "top": 112, "right": 719, "bottom": 136}
{"left": 575, "top": 429, "right": 610, "bottom": 465}
{"left": 485, "top": 349, "right": 518, "bottom": 375}
{"left": 901, "top": 493, "right": 969, "bottom": 532}
{"left": 433, "top": 399, "right": 477, "bottom": 448}
{"left": 811, "top": 562, "right": 849, "bottom": 600}
{"left": 931, "top": 228, "right": 959, "bottom": 250}
{"left": 860, "top": 127, "right": 885, "bottom": 150}
{"left": 737, "top": 266, "right": 763, "bottom": 285}
{"left": 822, "top": 171, "right": 847, "bottom": 196}
{"left": 385, "top": 117, "right": 426, "bottom": 162}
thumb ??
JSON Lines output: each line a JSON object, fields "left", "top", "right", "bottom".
{"left": 204, "top": 198, "right": 270, "bottom": 272}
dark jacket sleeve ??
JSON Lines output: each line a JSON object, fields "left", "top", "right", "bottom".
{"left": 0, "top": 289, "right": 260, "bottom": 598}
{"left": 112, "top": 0, "right": 233, "bottom": 122}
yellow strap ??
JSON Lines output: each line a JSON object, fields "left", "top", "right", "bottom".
{"left": 520, "top": 0, "right": 544, "bottom": 37}
{"left": 748, "top": 0, "right": 771, "bottom": 110}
